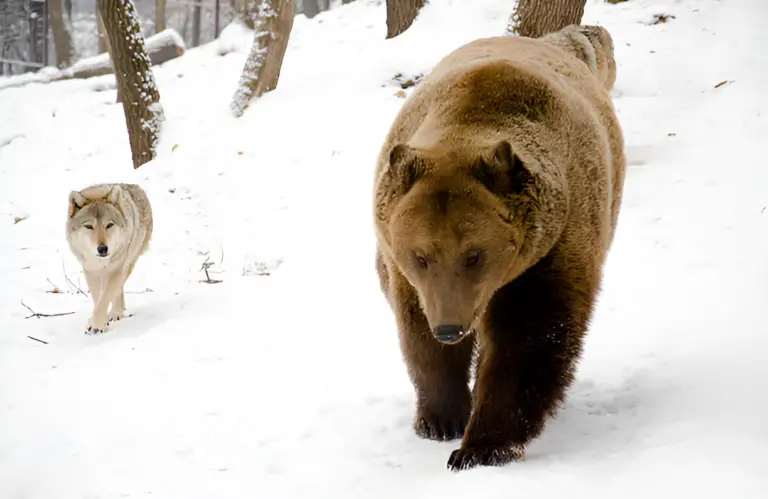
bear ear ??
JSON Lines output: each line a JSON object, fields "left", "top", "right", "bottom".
{"left": 387, "top": 143, "right": 425, "bottom": 194}
{"left": 68, "top": 191, "right": 86, "bottom": 218}
{"left": 471, "top": 140, "right": 530, "bottom": 195}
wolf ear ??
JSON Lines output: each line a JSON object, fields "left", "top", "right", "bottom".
{"left": 471, "top": 140, "right": 531, "bottom": 195}
{"left": 68, "top": 191, "right": 86, "bottom": 218}
{"left": 106, "top": 185, "right": 122, "bottom": 205}
{"left": 386, "top": 143, "right": 425, "bottom": 194}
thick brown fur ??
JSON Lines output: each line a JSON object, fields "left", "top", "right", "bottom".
{"left": 539, "top": 24, "right": 617, "bottom": 92}
{"left": 372, "top": 25, "right": 626, "bottom": 471}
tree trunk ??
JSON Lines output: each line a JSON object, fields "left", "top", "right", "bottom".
{"left": 386, "top": 0, "right": 424, "bottom": 39}
{"left": 230, "top": 0, "right": 296, "bottom": 118}
{"left": 97, "top": 0, "right": 165, "bottom": 169}
{"left": 303, "top": 0, "right": 320, "bottom": 19}
{"left": 236, "top": 0, "right": 260, "bottom": 29}
{"left": 342, "top": 0, "right": 355, "bottom": 4}
{"left": 156, "top": 0, "right": 167, "bottom": 33}
{"left": 97, "top": 11, "right": 110, "bottom": 53}
{"left": 507, "top": 0, "right": 587, "bottom": 38}
{"left": 192, "top": 3, "right": 202, "bottom": 46}
{"left": 48, "top": 0, "right": 74, "bottom": 68}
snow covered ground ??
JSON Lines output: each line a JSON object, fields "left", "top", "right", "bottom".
{"left": 1, "top": 0, "right": 767, "bottom": 497}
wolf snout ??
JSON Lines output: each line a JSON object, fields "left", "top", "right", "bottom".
{"left": 433, "top": 324, "right": 466, "bottom": 344}
{"left": 97, "top": 244, "right": 109, "bottom": 257}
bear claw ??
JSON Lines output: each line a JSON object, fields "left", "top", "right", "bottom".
{"left": 414, "top": 413, "right": 468, "bottom": 441}
{"left": 447, "top": 444, "right": 524, "bottom": 472}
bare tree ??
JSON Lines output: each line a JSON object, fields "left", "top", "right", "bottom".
{"left": 97, "top": 11, "right": 109, "bottom": 53}
{"left": 303, "top": 0, "right": 320, "bottom": 18}
{"left": 342, "top": 0, "right": 355, "bottom": 4}
{"left": 156, "top": 0, "right": 167, "bottom": 33}
{"left": 192, "top": 2, "right": 202, "bottom": 46}
{"left": 506, "top": 0, "right": 587, "bottom": 38}
{"left": 97, "top": 0, "right": 165, "bottom": 169}
{"left": 230, "top": 0, "right": 296, "bottom": 118}
{"left": 386, "top": 0, "right": 424, "bottom": 39}
{"left": 48, "top": 0, "right": 74, "bottom": 67}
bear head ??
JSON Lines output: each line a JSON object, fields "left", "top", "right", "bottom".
{"left": 378, "top": 139, "right": 547, "bottom": 345}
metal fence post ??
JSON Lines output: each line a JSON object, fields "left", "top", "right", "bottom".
{"left": 43, "top": 0, "right": 49, "bottom": 66}
{"left": 215, "top": 0, "right": 221, "bottom": 38}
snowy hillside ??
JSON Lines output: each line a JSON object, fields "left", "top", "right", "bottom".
{"left": 1, "top": 0, "right": 767, "bottom": 497}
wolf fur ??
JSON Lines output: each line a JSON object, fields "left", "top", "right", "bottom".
{"left": 66, "top": 183, "right": 153, "bottom": 334}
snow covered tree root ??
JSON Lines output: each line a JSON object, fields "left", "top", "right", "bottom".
{"left": 98, "top": 0, "right": 165, "bottom": 169}
{"left": 230, "top": 0, "right": 296, "bottom": 118}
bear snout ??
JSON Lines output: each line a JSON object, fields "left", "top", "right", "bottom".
{"left": 433, "top": 324, "right": 467, "bottom": 344}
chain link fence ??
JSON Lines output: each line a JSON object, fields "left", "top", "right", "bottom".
{"left": 0, "top": 0, "right": 48, "bottom": 75}
{"left": 0, "top": 0, "right": 320, "bottom": 76}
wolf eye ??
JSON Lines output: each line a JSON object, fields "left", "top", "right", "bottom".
{"left": 106, "top": 222, "right": 114, "bottom": 229}
{"left": 465, "top": 251, "right": 482, "bottom": 268}
{"left": 415, "top": 255, "right": 429, "bottom": 269}
{"left": 84, "top": 224, "right": 93, "bottom": 230}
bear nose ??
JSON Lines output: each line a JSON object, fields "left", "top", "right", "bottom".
{"left": 97, "top": 244, "right": 109, "bottom": 256}
{"left": 433, "top": 324, "right": 465, "bottom": 344}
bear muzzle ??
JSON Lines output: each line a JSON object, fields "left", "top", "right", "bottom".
{"left": 433, "top": 324, "right": 470, "bottom": 344}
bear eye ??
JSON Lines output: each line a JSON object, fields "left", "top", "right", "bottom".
{"left": 106, "top": 222, "right": 114, "bottom": 229}
{"left": 84, "top": 224, "right": 93, "bottom": 230}
{"left": 465, "top": 251, "right": 482, "bottom": 269}
{"left": 415, "top": 255, "right": 429, "bottom": 270}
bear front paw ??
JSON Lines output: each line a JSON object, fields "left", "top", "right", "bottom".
{"left": 414, "top": 409, "right": 469, "bottom": 441}
{"left": 446, "top": 444, "right": 524, "bottom": 472}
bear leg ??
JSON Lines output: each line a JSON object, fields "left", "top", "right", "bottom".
{"left": 393, "top": 277, "right": 475, "bottom": 442}
{"left": 449, "top": 255, "right": 597, "bottom": 471}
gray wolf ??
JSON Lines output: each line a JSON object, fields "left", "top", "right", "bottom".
{"left": 66, "top": 183, "right": 153, "bottom": 334}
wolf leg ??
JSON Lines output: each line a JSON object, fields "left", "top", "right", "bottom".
{"left": 83, "top": 270, "right": 102, "bottom": 305}
{"left": 86, "top": 270, "right": 128, "bottom": 334}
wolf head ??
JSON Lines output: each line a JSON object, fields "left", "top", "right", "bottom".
{"left": 67, "top": 186, "right": 129, "bottom": 261}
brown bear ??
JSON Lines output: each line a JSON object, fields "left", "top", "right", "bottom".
{"left": 372, "top": 25, "right": 626, "bottom": 471}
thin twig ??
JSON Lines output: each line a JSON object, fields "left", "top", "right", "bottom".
{"left": 21, "top": 300, "right": 76, "bottom": 319}
{"left": 46, "top": 278, "right": 63, "bottom": 294}
{"left": 61, "top": 259, "right": 87, "bottom": 296}
{"left": 199, "top": 256, "right": 223, "bottom": 284}
{"left": 27, "top": 336, "right": 48, "bottom": 344}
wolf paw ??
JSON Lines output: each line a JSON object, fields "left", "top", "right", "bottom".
{"left": 446, "top": 444, "right": 524, "bottom": 472}
{"left": 108, "top": 310, "right": 132, "bottom": 324}
{"left": 85, "top": 317, "right": 108, "bottom": 335}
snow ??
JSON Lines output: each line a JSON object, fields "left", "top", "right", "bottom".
{"left": 1, "top": 0, "right": 767, "bottom": 497}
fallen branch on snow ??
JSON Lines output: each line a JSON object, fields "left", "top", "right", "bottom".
{"left": 21, "top": 300, "right": 76, "bottom": 319}
{"left": 0, "top": 29, "right": 186, "bottom": 92}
